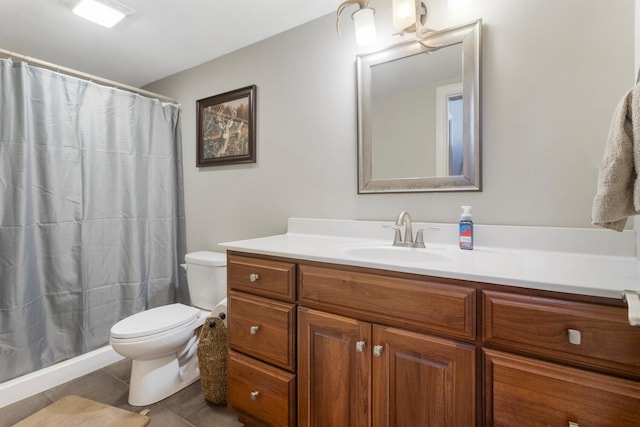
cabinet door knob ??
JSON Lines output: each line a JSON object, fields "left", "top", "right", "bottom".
{"left": 250, "top": 391, "right": 260, "bottom": 400}
{"left": 249, "top": 273, "right": 260, "bottom": 282}
{"left": 373, "top": 345, "right": 384, "bottom": 357}
{"left": 250, "top": 325, "right": 260, "bottom": 335}
{"left": 567, "top": 329, "right": 581, "bottom": 345}
{"left": 356, "top": 341, "right": 366, "bottom": 352}
{"left": 568, "top": 422, "right": 579, "bottom": 427}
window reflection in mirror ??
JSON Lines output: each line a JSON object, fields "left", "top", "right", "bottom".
{"left": 447, "top": 95, "right": 463, "bottom": 175}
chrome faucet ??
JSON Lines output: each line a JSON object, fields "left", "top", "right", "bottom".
{"left": 384, "top": 211, "right": 438, "bottom": 248}
{"left": 396, "top": 211, "right": 414, "bottom": 245}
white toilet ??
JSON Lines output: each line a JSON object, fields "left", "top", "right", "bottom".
{"left": 110, "top": 251, "right": 227, "bottom": 406}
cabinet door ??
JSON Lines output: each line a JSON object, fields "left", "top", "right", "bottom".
{"left": 298, "top": 307, "right": 371, "bottom": 427}
{"left": 485, "top": 349, "right": 640, "bottom": 427}
{"left": 373, "top": 326, "right": 476, "bottom": 427}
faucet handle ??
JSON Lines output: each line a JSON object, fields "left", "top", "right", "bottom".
{"left": 415, "top": 227, "right": 439, "bottom": 247}
{"left": 383, "top": 225, "right": 402, "bottom": 245}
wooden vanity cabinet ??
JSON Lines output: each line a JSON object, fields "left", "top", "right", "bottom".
{"left": 483, "top": 290, "right": 640, "bottom": 426}
{"left": 297, "top": 308, "right": 476, "bottom": 426}
{"left": 483, "top": 290, "right": 640, "bottom": 378}
{"left": 297, "top": 264, "right": 476, "bottom": 427}
{"left": 227, "top": 253, "right": 477, "bottom": 426}
{"left": 226, "top": 254, "right": 297, "bottom": 427}
{"left": 484, "top": 349, "right": 640, "bottom": 427}
{"left": 226, "top": 251, "right": 640, "bottom": 426}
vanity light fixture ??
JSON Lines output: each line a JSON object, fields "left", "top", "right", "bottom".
{"left": 392, "top": 0, "right": 417, "bottom": 31}
{"left": 337, "top": 0, "right": 470, "bottom": 45}
{"left": 72, "top": 0, "right": 134, "bottom": 28}
{"left": 336, "top": 0, "right": 427, "bottom": 45}
{"left": 352, "top": 7, "right": 377, "bottom": 46}
{"left": 336, "top": 1, "right": 377, "bottom": 46}
{"left": 393, "top": 0, "right": 428, "bottom": 36}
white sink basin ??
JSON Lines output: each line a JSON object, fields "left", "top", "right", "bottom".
{"left": 343, "top": 245, "right": 453, "bottom": 265}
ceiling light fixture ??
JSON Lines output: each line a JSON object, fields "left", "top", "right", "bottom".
{"left": 72, "top": 0, "right": 134, "bottom": 28}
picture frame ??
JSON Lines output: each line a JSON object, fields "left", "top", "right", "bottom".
{"left": 196, "top": 85, "right": 256, "bottom": 166}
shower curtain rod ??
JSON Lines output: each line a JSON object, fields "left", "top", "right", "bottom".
{"left": 0, "top": 48, "right": 178, "bottom": 104}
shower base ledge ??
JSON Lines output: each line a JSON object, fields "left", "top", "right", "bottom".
{"left": 0, "top": 345, "right": 123, "bottom": 408}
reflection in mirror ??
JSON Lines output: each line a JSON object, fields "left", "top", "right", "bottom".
{"left": 357, "top": 20, "right": 481, "bottom": 193}
{"left": 437, "top": 82, "right": 463, "bottom": 176}
{"left": 371, "top": 43, "right": 462, "bottom": 180}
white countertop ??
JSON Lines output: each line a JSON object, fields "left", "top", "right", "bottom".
{"left": 219, "top": 218, "right": 640, "bottom": 300}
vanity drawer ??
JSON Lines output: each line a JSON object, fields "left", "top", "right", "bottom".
{"left": 483, "top": 290, "right": 640, "bottom": 378}
{"left": 228, "top": 291, "right": 296, "bottom": 371}
{"left": 228, "top": 351, "right": 296, "bottom": 427}
{"left": 484, "top": 349, "right": 640, "bottom": 426}
{"left": 228, "top": 254, "right": 296, "bottom": 301}
{"left": 298, "top": 264, "right": 475, "bottom": 339}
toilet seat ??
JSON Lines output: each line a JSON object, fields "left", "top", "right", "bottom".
{"left": 111, "top": 303, "right": 202, "bottom": 340}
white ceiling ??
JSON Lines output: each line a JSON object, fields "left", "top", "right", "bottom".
{"left": 0, "top": 0, "right": 338, "bottom": 87}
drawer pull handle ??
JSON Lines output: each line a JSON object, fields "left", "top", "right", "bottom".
{"left": 356, "top": 341, "right": 366, "bottom": 352}
{"left": 250, "top": 325, "right": 260, "bottom": 335}
{"left": 567, "top": 329, "right": 581, "bottom": 345}
{"left": 250, "top": 391, "right": 260, "bottom": 400}
{"left": 373, "top": 345, "right": 384, "bottom": 357}
{"left": 249, "top": 273, "right": 260, "bottom": 282}
{"left": 568, "top": 422, "right": 579, "bottom": 427}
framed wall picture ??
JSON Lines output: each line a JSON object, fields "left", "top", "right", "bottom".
{"left": 196, "top": 85, "right": 256, "bottom": 166}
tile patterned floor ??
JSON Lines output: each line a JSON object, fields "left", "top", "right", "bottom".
{"left": 0, "top": 359, "right": 243, "bottom": 427}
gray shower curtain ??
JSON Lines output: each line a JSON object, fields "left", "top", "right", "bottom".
{"left": 0, "top": 59, "right": 186, "bottom": 383}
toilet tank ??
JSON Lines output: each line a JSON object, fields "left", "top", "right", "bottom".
{"left": 184, "top": 251, "right": 227, "bottom": 311}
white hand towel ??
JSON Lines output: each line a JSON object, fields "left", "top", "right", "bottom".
{"left": 592, "top": 83, "right": 640, "bottom": 231}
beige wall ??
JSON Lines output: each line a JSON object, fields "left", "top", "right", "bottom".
{"left": 145, "top": 0, "right": 634, "bottom": 253}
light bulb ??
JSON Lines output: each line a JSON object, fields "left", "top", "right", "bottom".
{"left": 392, "top": 0, "right": 416, "bottom": 30}
{"left": 353, "top": 8, "right": 377, "bottom": 46}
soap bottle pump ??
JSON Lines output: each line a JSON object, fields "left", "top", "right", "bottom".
{"left": 459, "top": 205, "right": 473, "bottom": 250}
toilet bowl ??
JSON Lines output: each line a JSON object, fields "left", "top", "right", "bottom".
{"left": 110, "top": 251, "right": 227, "bottom": 406}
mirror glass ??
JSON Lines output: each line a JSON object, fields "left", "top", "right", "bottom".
{"left": 357, "top": 20, "right": 481, "bottom": 193}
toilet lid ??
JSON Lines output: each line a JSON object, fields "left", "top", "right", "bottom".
{"left": 110, "top": 303, "right": 201, "bottom": 339}
{"left": 185, "top": 251, "right": 226, "bottom": 267}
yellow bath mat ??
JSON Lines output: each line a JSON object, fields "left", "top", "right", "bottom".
{"left": 12, "top": 395, "right": 150, "bottom": 427}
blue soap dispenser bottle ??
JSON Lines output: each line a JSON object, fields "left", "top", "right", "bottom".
{"left": 459, "top": 205, "right": 473, "bottom": 250}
